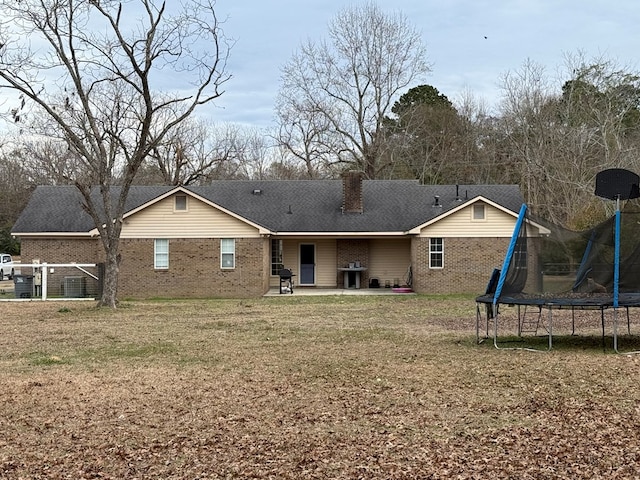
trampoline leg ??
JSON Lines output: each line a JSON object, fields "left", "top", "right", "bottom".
{"left": 548, "top": 307, "right": 553, "bottom": 351}
{"left": 601, "top": 308, "right": 606, "bottom": 351}
{"left": 614, "top": 308, "right": 619, "bottom": 353}
{"left": 493, "top": 305, "right": 499, "bottom": 350}
{"left": 486, "top": 314, "right": 489, "bottom": 338}
{"left": 485, "top": 304, "right": 491, "bottom": 338}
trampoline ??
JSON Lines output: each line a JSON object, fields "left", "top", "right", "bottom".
{"left": 476, "top": 169, "right": 640, "bottom": 353}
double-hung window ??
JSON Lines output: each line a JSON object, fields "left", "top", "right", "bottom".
{"left": 271, "top": 239, "right": 284, "bottom": 275}
{"left": 429, "top": 238, "right": 444, "bottom": 269}
{"left": 221, "top": 238, "right": 235, "bottom": 269}
{"left": 154, "top": 239, "right": 169, "bottom": 269}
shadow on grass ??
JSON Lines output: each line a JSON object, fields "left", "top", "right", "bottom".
{"left": 480, "top": 333, "right": 640, "bottom": 354}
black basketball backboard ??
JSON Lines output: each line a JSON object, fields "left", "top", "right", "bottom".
{"left": 595, "top": 168, "right": 640, "bottom": 200}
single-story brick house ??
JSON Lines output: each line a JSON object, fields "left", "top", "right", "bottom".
{"left": 11, "top": 172, "right": 541, "bottom": 298}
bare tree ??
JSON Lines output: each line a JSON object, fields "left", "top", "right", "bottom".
{"left": 5, "top": 137, "right": 88, "bottom": 186}
{"left": 275, "top": 2, "right": 430, "bottom": 179}
{"left": 446, "top": 90, "right": 508, "bottom": 185}
{"left": 264, "top": 149, "right": 313, "bottom": 179}
{"left": 275, "top": 97, "right": 340, "bottom": 178}
{"left": 560, "top": 53, "right": 640, "bottom": 170}
{"left": 141, "top": 120, "right": 250, "bottom": 185}
{"left": 230, "top": 128, "right": 270, "bottom": 179}
{"left": 498, "top": 59, "right": 557, "bottom": 218}
{"left": 0, "top": 149, "right": 32, "bottom": 235}
{"left": 498, "top": 55, "right": 640, "bottom": 228}
{"left": 0, "top": 0, "right": 231, "bottom": 307}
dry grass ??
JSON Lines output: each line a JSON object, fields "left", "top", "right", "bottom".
{"left": 1, "top": 295, "right": 640, "bottom": 479}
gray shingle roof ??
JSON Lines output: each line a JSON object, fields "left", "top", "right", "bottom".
{"left": 12, "top": 181, "right": 524, "bottom": 235}
{"left": 12, "top": 185, "right": 173, "bottom": 233}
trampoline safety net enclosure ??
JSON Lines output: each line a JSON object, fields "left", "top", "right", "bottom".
{"left": 476, "top": 168, "right": 640, "bottom": 352}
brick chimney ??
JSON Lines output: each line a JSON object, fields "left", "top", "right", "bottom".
{"left": 342, "top": 171, "right": 364, "bottom": 213}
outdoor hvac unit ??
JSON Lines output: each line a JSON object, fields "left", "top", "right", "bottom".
{"left": 64, "top": 276, "right": 86, "bottom": 298}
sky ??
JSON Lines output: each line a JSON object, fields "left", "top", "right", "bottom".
{"left": 208, "top": 0, "right": 640, "bottom": 129}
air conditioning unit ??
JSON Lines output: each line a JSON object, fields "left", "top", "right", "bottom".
{"left": 64, "top": 276, "right": 86, "bottom": 298}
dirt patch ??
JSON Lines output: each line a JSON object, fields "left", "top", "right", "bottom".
{"left": 1, "top": 296, "right": 640, "bottom": 478}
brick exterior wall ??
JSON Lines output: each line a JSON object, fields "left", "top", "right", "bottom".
{"left": 336, "top": 239, "right": 370, "bottom": 288}
{"left": 21, "top": 235, "right": 517, "bottom": 297}
{"left": 261, "top": 237, "right": 272, "bottom": 294}
{"left": 21, "top": 236, "right": 267, "bottom": 299}
{"left": 19, "top": 238, "right": 103, "bottom": 296}
{"left": 118, "top": 237, "right": 266, "bottom": 298}
{"left": 411, "top": 236, "right": 510, "bottom": 294}
{"left": 20, "top": 238, "right": 102, "bottom": 265}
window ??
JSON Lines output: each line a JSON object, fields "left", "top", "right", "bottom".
{"left": 429, "top": 238, "right": 444, "bottom": 269}
{"left": 175, "top": 194, "right": 188, "bottom": 211}
{"left": 472, "top": 203, "right": 486, "bottom": 220}
{"left": 154, "top": 239, "right": 169, "bottom": 269}
{"left": 221, "top": 238, "right": 235, "bottom": 269}
{"left": 271, "top": 239, "right": 284, "bottom": 275}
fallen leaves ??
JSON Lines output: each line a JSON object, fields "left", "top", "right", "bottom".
{"left": 0, "top": 298, "right": 639, "bottom": 478}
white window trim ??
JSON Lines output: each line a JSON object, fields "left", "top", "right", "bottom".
{"left": 174, "top": 194, "right": 188, "bottom": 212}
{"left": 154, "top": 239, "right": 169, "bottom": 270}
{"left": 271, "top": 239, "right": 284, "bottom": 276}
{"left": 221, "top": 238, "right": 235, "bottom": 269}
{"left": 429, "top": 238, "right": 444, "bottom": 269}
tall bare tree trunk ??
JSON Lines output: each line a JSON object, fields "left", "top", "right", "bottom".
{"left": 100, "top": 247, "right": 120, "bottom": 308}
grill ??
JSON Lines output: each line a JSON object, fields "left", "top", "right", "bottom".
{"left": 278, "top": 268, "right": 295, "bottom": 294}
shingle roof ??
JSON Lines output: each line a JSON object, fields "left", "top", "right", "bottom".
{"left": 12, "top": 181, "right": 524, "bottom": 235}
{"left": 12, "top": 185, "right": 173, "bottom": 234}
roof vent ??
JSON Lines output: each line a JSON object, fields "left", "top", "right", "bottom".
{"left": 455, "top": 185, "right": 462, "bottom": 202}
{"left": 252, "top": 189, "right": 262, "bottom": 195}
{"left": 433, "top": 195, "right": 442, "bottom": 207}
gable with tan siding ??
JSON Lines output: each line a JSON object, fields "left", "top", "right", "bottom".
{"left": 419, "top": 202, "right": 516, "bottom": 238}
{"left": 121, "top": 193, "right": 261, "bottom": 238}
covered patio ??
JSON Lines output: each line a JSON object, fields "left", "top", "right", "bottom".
{"left": 264, "top": 287, "right": 415, "bottom": 297}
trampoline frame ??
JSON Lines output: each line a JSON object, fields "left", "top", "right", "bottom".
{"left": 475, "top": 294, "right": 638, "bottom": 353}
